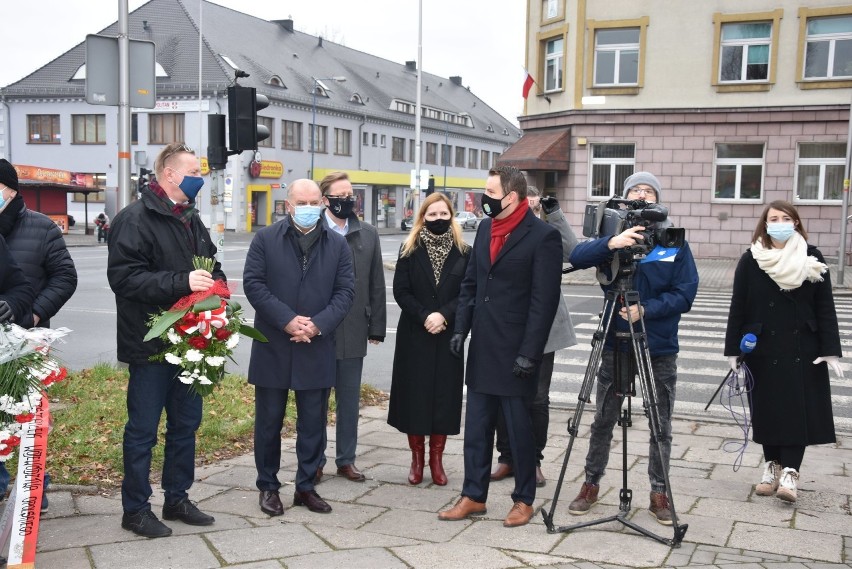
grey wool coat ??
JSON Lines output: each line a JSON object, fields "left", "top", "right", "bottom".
{"left": 329, "top": 213, "right": 387, "bottom": 359}
{"left": 543, "top": 207, "right": 578, "bottom": 354}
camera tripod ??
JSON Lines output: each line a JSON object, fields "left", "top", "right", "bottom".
{"left": 541, "top": 269, "right": 687, "bottom": 547}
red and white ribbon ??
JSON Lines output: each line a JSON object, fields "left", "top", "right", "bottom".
{"left": 177, "top": 305, "right": 229, "bottom": 339}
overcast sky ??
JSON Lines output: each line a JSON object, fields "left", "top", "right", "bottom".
{"left": 1, "top": 0, "right": 526, "bottom": 125}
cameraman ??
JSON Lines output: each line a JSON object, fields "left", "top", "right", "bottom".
{"left": 567, "top": 172, "right": 698, "bottom": 525}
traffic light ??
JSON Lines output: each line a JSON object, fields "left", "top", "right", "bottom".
{"left": 207, "top": 114, "right": 228, "bottom": 170}
{"left": 227, "top": 84, "right": 270, "bottom": 153}
{"left": 426, "top": 176, "right": 435, "bottom": 195}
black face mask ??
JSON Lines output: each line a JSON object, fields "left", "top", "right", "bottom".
{"left": 481, "top": 192, "right": 509, "bottom": 218}
{"left": 325, "top": 196, "right": 355, "bottom": 220}
{"left": 425, "top": 218, "right": 451, "bottom": 235}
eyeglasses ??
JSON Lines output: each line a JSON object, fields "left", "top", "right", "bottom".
{"left": 628, "top": 187, "right": 656, "bottom": 197}
{"left": 160, "top": 144, "right": 195, "bottom": 167}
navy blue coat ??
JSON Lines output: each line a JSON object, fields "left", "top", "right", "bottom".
{"left": 455, "top": 208, "right": 563, "bottom": 397}
{"left": 244, "top": 218, "right": 355, "bottom": 390}
{"left": 0, "top": 235, "right": 35, "bottom": 328}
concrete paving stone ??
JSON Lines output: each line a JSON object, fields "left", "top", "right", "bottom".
{"left": 90, "top": 534, "right": 220, "bottom": 569}
{"left": 795, "top": 472, "right": 852, "bottom": 495}
{"left": 359, "top": 404, "right": 389, "bottom": 420}
{"left": 689, "top": 497, "right": 793, "bottom": 527}
{"left": 306, "top": 522, "right": 425, "bottom": 549}
{"left": 688, "top": 549, "right": 720, "bottom": 565}
{"left": 226, "top": 562, "right": 287, "bottom": 569}
{"left": 196, "top": 465, "right": 258, "bottom": 490}
{"left": 666, "top": 475, "right": 752, "bottom": 501}
{"left": 759, "top": 564, "right": 810, "bottom": 569}
{"left": 282, "top": 497, "right": 387, "bottom": 529}
{"left": 392, "top": 542, "right": 521, "bottom": 569}
{"left": 664, "top": 552, "right": 692, "bottom": 567}
{"left": 358, "top": 445, "right": 416, "bottom": 468}
{"left": 194, "top": 462, "right": 230, "bottom": 480}
{"left": 551, "top": 529, "right": 670, "bottom": 567}
{"left": 792, "top": 508, "right": 852, "bottom": 536}
{"left": 791, "top": 489, "right": 851, "bottom": 515}
{"left": 623, "top": 510, "right": 731, "bottom": 547}
{"left": 713, "top": 563, "right": 765, "bottom": 569}
{"left": 356, "top": 481, "right": 460, "bottom": 512}
{"left": 362, "top": 507, "right": 474, "bottom": 542}
{"left": 218, "top": 453, "right": 257, "bottom": 467}
{"left": 508, "top": 550, "right": 577, "bottom": 566}
{"left": 40, "top": 490, "right": 75, "bottom": 519}
{"left": 681, "top": 447, "right": 764, "bottom": 469}
{"left": 163, "top": 511, "right": 254, "bottom": 536}
{"left": 571, "top": 562, "right": 607, "bottom": 569}
{"left": 728, "top": 522, "right": 843, "bottom": 563}
{"left": 74, "top": 493, "right": 122, "bottom": 515}
{"left": 716, "top": 551, "right": 776, "bottom": 562}
{"left": 451, "top": 518, "right": 564, "bottom": 553}
{"left": 801, "top": 564, "right": 852, "bottom": 569}
{"left": 358, "top": 430, "right": 407, "bottom": 448}
{"left": 33, "top": 546, "right": 92, "bottom": 569}
{"left": 205, "top": 523, "right": 330, "bottom": 564}
{"left": 311, "top": 474, "right": 381, "bottom": 502}
{"left": 284, "top": 546, "right": 408, "bottom": 569}
{"left": 197, "top": 488, "right": 276, "bottom": 519}
{"left": 38, "top": 514, "right": 144, "bottom": 551}
{"left": 707, "top": 462, "right": 763, "bottom": 484}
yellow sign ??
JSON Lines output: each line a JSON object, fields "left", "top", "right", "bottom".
{"left": 200, "top": 157, "right": 210, "bottom": 176}
{"left": 258, "top": 161, "right": 283, "bottom": 179}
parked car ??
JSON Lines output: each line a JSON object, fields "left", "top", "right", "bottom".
{"left": 455, "top": 211, "right": 482, "bottom": 230}
{"left": 401, "top": 216, "right": 414, "bottom": 231}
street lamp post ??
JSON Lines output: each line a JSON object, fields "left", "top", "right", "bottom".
{"left": 310, "top": 76, "right": 346, "bottom": 180}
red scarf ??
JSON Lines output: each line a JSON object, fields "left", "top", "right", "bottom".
{"left": 489, "top": 198, "right": 529, "bottom": 263}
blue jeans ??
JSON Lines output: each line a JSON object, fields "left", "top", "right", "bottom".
{"left": 122, "top": 363, "right": 202, "bottom": 513}
{"left": 319, "top": 357, "right": 363, "bottom": 468}
{"left": 584, "top": 351, "right": 677, "bottom": 493}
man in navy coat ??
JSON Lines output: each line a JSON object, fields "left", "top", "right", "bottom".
{"left": 440, "top": 165, "right": 563, "bottom": 527}
{"left": 244, "top": 179, "right": 355, "bottom": 516}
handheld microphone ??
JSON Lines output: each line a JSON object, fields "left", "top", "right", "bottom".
{"left": 737, "top": 333, "right": 757, "bottom": 364}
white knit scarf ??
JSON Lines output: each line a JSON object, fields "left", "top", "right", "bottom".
{"left": 750, "top": 231, "right": 826, "bottom": 291}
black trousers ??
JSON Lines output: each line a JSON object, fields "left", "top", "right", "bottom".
{"left": 462, "top": 389, "right": 536, "bottom": 506}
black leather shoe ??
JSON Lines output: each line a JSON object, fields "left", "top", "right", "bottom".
{"left": 535, "top": 466, "right": 546, "bottom": 488}
{"left": 258, "top": 490, "right": 284, "bottom": 516}
{"left": 314, "top": 466, "right": 323, "bottom": 485}
{"left": 121, "top": 509, "right": 173, "bottom": 538}
{"left": 293, "top": 490, "right": 332, "bottom": 513}
{"left": 337, "top": 463, "right": 366, "bottom": 482}
{"left": 162, "top": 498, "right": 215, "bottom": 526}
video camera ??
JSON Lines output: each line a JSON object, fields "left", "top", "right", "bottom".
{"left": 582, "top": 198, "right": 685, "bottom": 255}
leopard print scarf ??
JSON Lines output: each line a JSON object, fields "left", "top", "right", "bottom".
{"left": 419, "top": 227, "right": 454, "bottom": 285}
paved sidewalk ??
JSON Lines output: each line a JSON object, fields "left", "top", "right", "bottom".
{"left": 34, "top": 405, "right": 851, "bottom": 568}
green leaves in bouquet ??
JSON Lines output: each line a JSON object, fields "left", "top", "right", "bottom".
{"left": 143, "top": 308, "right": 189, "bottom": 342}
{"left": 192, "top": 255, "right": 216, "bottom": 273}
{"left": 0, "top": 350, "right": 47, "bottom": 401}
{"left": 238, "top": 324, "right": 268, "bottom": 343}
{"left": 192, "top": 295, "right": 222, "bottom": 313}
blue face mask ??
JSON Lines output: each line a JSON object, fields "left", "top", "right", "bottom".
{"left": 0, "top": 195, "right": 5, "bottom": 210}
{"left": 767, "top": 222, "right": 795, "bottom": 242}
{"left": 178, "top": 175, "right": 204, "bottom": 201}
{"left": 293, "top": 205, "right": 322, "bottom": 228}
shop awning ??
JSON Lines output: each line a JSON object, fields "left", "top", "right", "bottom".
{"left": 497, "top": 128, "right": 571, "bottom": 171}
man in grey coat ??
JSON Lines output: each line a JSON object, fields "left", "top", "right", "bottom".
{"left": 490, "top": 187, "right": 577, "bottom": 488}
{"left": 316, "top": 172, "right": 387, "bottom": 483}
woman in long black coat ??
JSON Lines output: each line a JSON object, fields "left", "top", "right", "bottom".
{"left": 725, "top": 200, "right": 842, "bottom": 504}
{"left": 388, "top": 193, "right": 470, "bottom": 486}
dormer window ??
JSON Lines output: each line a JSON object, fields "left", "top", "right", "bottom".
{"left": 350, "top": 93, "right": 365, "bottom": 105}
{"left": 268, "top": 75, "right": 285, "bottom": 87}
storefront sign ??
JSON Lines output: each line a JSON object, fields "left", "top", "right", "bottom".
{"left": 13, "top": 165, "right": 71, "bottom": 186}
{"left": 249, "top": 160, "right": 283, "bottom": 179}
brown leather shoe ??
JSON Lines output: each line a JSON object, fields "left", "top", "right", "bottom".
{"left": 337, "top": 464, "right": 366, "bottom": 482}
{"left": 258, "top": 490, "right": 284, "bottom": 516}
{"left": 649, "top": 491, "right": 673, "bottom": 525}
{"left": 490, "top": 462, "right": 513, "bottom": 481}
{"left": 535, "top": 466, "right": 546, "bottom": 488}
{"left": 314, "top": 466, "right": 323, "bottom": 485}
{"left": 503, "top": 501, "right": 534, "bottom": 527}
{"left": 293, "top": 490, "right": 332, "bottom": 513}
{"left": 438, "top": 496, "right": 487, "bottom": 521}
{"left": 568, "top": 482, "right": 599, "bottom": 515}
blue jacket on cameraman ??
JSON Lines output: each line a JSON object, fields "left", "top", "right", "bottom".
{"left": 569, "top": 173, "right": 698, "bottom": 357}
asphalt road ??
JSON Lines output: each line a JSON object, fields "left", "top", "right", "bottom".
{"left": 56, "top": 229, "right": 852, "bottom": 429}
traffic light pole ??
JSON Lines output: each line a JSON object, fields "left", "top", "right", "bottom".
{"left": 209, "top": 169, "right": 225, "bottom": 264}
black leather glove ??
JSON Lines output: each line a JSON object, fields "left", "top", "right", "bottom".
{"left": 540, "top": 196, "right": 560, "bottom": 215}
{"left": 0, "top": 300, "right": 14, "bottom": 324}
{"left": 512, "top": 355, "right": 538, "bottom": 379}
{"left": 449, "top": 333, "right": 466, "bottom": 358}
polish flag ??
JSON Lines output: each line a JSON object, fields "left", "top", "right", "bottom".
{"left": 522, "top": 70, "right": 536, "bottom": 99}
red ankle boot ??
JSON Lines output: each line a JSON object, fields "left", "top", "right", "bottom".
{"left": 407, "top": 435, "right": 425, "bottom": 484}
{"left": 429, "top": 434, "right": 448, "bottom": 486}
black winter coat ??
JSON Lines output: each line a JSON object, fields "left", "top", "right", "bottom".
{"left": 107, "top": 188, "right": 224, "bottom": 364}
{"left": 0, "top": 236, "right": 35, "bottom": 328}
{"left": 387, "top": 244, "right": 470, "bottom": 435}
{"left": 725, "top": 246, "right": 841, "bottom": 446}
{"left": 4, "top": 205, "right": 77, "bottom": 327}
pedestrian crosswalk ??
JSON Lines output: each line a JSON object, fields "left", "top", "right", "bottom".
{"left": 549, "top": 290, "right": 852, "bottom": 432}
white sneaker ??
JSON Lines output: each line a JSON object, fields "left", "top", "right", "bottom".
{"left": 776, "top": 467, "right": 799, "bottom": 502}
{"left": 755, "top": 460, "right": 780, "bottom": 496}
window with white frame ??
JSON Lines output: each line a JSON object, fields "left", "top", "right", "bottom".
{"left": 310, "top": 124, "right": 327, "bottom": 153}
{"left": 544, "top": 37, "right": 563, "bottom": 92}
{"left": 714, "top": 143, "right": 764, "bottom": 200}
{"left": 334, "top": 128, "right": 351, "bottom": 156}
{"left": 795, "top": 142, "right": 845, "bottom": 201}
{"left": 258, "top": 116, "right": 274, "bottom": 148}
{"left": 594, "top": 28, "right": 640, "bottom": 86}
{"left": 589, "top": 144, "right": 635, "bottom": 198}
{"left": 544, "top": 0, "right": 557, "bottom": 20}
{"left": 282, "top": 120, "right": 302, "bottom": 150}
{"left": 804, "top": 15, "right": 852, "bottom": 79}
{"left": 72, "top": 114, "right": 106, "bottom": 144}
{"left": 720, "top": 22, "right": 771, "bottom": 82}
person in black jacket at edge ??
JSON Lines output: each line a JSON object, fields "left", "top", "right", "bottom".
{"left": 0, "top": 158, "right": 78, "bottom": 515}
{"left": 108, "top": 143, "right": 225, "bottom": 538}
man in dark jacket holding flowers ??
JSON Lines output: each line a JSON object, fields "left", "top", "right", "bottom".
{"left": 108, "top": 143, "right": 225, "bottom": 538}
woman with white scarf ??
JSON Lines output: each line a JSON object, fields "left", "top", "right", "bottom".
{"left": 725, "top": 200, "right": 843, "bottom": 503}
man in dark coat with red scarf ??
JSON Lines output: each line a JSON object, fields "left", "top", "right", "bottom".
{"left": 439, "top": 165, "right": 563, "bottom": 527}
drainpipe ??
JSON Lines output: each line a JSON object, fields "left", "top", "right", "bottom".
{"left": 357, "top": 113, "right": 367, "bottom": 171}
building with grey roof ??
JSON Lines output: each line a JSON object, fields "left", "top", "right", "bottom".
{"left": 0, "top": 0, "right": 519, "bottom": 231}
